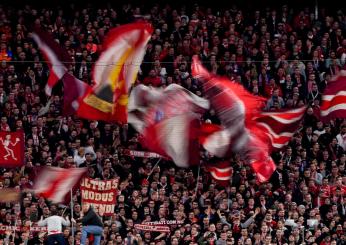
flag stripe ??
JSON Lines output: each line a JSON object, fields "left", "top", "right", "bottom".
{"left": 321, "top": 95, "right": 346, "bottom": 109}
{"left": 255, "top": 120, "right": 301, "bottom": 136}
{"left": 320, "top": 95, "right": 346, "bottom": 109}
{"left": 322, "top": 92, "right": 346, "bottom": 101}
{"left": 206, "top": 163, "right": 233, "bottom": 181}
{"left": 207, "top": 166, "right": 233, "bottom": 173}
{"left": 321, "top": 104, "right": 346, "bottom": 116}
{"left": 209, "top": 171, "right": 231, "bottom": 181}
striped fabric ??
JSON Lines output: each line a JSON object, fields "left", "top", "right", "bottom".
{"left": 253, "top": 106, "right": 307, "bottom": 151}
{"left": 33, "top": 167, "right": 87, "bottom": 203}
{"left": 205, "top": 162, "right": 233, "bottom": 181}
{"left": 321, "top": 71, "right": 346, "bottom": 122}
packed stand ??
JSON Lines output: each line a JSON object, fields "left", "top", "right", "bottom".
{"left": 0, "top": 2, "right": 346, "bottom": 245}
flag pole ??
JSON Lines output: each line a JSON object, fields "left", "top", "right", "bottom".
{"left": 146, "top": 158, "right": 161, "bottom": 180}
{"left": 195, "top": 164, "right": 201, "bottom": 195}
{"left": 13, "top": 216, "right": 17, "bottom": 242}
{"left": 70, "top": 189, "right": 74, "bottom": 245}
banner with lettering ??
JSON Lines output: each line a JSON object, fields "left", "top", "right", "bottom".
{"left": 134, "top": 220, "right": 184, "bottom": 232}
{"left": 144, "top": 220, "right": 184, "bottom": 226}
{"left": 123, "top": 149, "right": 162, "bottom": 158}
{"left": 134, "top": 224, "right": 170, "bottom": 232}
{"left": 80, "top": 178, "right": 119, "bottom": 216}
{"left": 0, "top": 225, "right": 47, "bottom": 234}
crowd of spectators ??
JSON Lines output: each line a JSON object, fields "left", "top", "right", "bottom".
{"left": 0, "top": 1, "right": 346, "bottom": 245}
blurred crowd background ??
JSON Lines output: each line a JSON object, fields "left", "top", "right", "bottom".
{"left": 0, "top": 1, "right": 346, "bottom": 244}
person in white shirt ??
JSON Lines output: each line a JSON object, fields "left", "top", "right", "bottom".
{"left": 37, "top": 210, "right": 71, "bottom": 245}
{"left": 336, "top": 125, "right": 346, "bottom": 151}
{"left": 74, "top": 147, "right": 86, "bottom": 166}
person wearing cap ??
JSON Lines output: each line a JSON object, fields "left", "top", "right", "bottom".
{"left": 37, "top": 209, "right": 70, "bottom": 245}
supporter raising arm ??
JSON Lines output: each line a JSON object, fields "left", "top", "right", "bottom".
{"left": 37, "top": 210, "right": 70, "bottom": 245}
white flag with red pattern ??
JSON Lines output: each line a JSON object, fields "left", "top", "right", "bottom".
{"left": 128, "top": 84, "right": 209, "bottom": 167}
{"left": 32, "top": 167, "right": 87, "bottom": 203}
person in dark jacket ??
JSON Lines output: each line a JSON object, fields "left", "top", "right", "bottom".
{"left": 80, "top": 204, "right": 103, "bottom": 245}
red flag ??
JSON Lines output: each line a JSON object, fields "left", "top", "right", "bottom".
{"left": 32, "top": 29, "right": 71, "bottom": 95}
{"left": 32, "top": 167, "right": 87, "bottom": 203}
{"left": 0, "top": 132, "right": 24, "bottom": 167}
{"left": 77, "top": 22, "right": 153, "bottom": 123}
{"left": 128, "top": 84, "right": 209, "bottom": 167}
{"left": 245, "top": 134, "right": 277, "bottom": 182}
{"left": 192, "top": 56, "right": 275, "bottom": 182}
{"left": 191, "top": 56, "right": 264, "bottom": 155}
{"left": 252, "top": 106, "right": 306, "bottom": 152}
{"left": 320, "top": 71, "right": 346, "bottom": 122}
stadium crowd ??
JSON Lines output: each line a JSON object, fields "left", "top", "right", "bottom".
{"left": 0, "top": 1, "right": 346, "bottom": 245}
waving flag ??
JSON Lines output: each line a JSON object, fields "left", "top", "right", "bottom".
{"left": 128, "top": 84, "right": 209, "bottom": 167}
{"left": 77, "top": 22, "right": 153, "bottom": 123}
{"left": 62, "top": 73, "right": 91, "bottom": 115}
{"left": 192, "top": 56, "right": 275, "bottom": 182}
{"left": 191, "top": 56, "right": 265, "bottom": 155}
{"left": 32, "top": 29, "right": 71, "bottom": 95}
{"left": 33, "top": 167, "right": 87, "bottom": 203}
{"left": 320, "top": 71, "right": 346, "bottom": 122}
{"left": 253, "top": 106, "right": 306, "bottom": 151}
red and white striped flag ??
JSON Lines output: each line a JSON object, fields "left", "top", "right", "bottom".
{"left": 320, "top": 71, "right": 346, "bottom": 122}
{"left": 253, "top": 106, "right": 306, "bottom": 152}
{"left": 32, "top": 167, "right": 87, "bottom": 203}
{"left": 128, "top": 84, "right": 209, "bottom": 167}
{"left": 32, "top": 29, "right": 71, "bottom": 95}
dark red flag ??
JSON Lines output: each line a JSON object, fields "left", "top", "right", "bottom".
{"left": 32, "top": 29, "right": 71, "bottom": 95}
